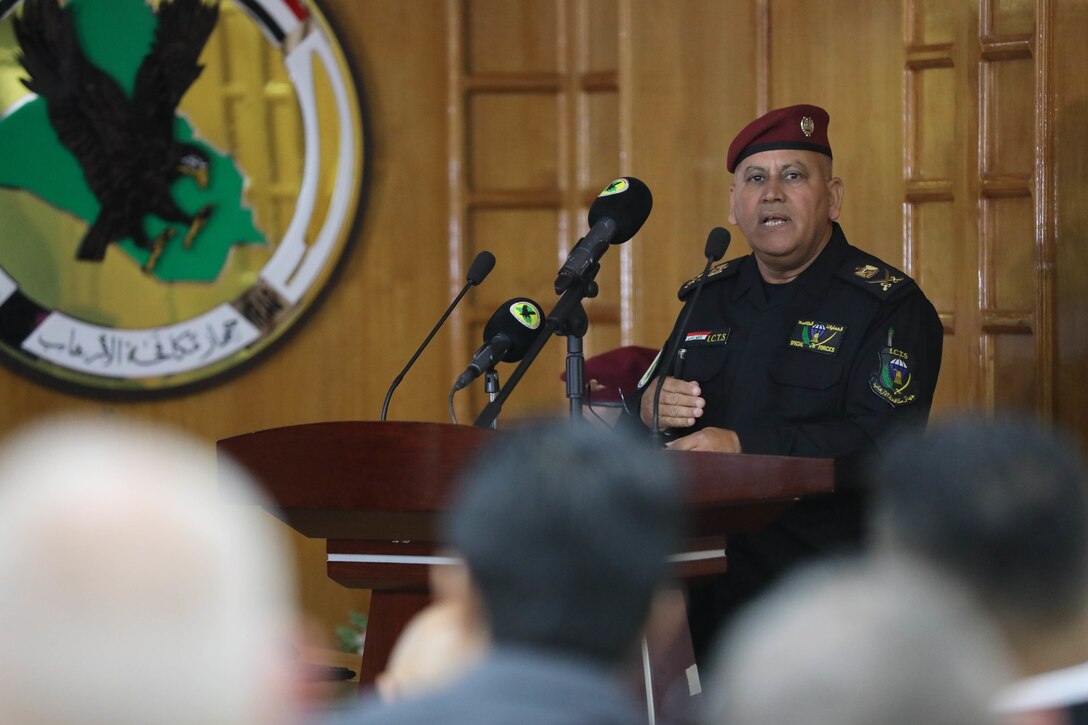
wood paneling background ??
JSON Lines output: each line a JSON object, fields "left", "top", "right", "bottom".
{"left": 1, "top": 0, "right": 1085, "bottom": 639}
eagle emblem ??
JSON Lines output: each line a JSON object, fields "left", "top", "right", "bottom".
{"left": 5, "top": 0, "right": 263, "bottom": 280}
{"left": 0, "top": 0, "right": 366, "bottom": 395}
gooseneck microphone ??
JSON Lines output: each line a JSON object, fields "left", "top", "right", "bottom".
{"left": 380, "top": 251, "right": 495, "bottom": 421}
{"left": 554, "top": 177, "right": 653, "bottom": 293}
{"left": 452, "top": 297, "right": 544, "bottom": 391}
{"left": 650, "top": 227, "right": 731, "bottom": 446}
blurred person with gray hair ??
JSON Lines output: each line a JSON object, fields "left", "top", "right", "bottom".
{"left": 0, "top": 415, "right": 301, "bottom": 725}
{"left": 871, "top": 414, "right": 1088, "bottom": 722}
{"left": 704, "top": 558, "right": 1013, "bottom": 725}
{"left": 331, "top": 420, "right": 685, "bottom": 725}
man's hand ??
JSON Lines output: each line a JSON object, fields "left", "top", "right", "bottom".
{"left": 665, "top": 427, "right": 742, "bottom": 453}
{"left": 640, "top": 376, "right": 705, "bottom": 429}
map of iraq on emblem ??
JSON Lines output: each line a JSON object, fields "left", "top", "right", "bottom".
{"left": 0, "top": 0, "right": 365, "bottom": 395}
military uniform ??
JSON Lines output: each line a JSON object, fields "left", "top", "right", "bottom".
{"left": 638, "top": 221, "right": 941, "bottom": 459}
{"left": 630, "top": 221, "right": 943, "bottom": 660}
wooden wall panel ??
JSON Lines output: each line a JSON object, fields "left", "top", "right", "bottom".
{"left": 626, "top": 0, "right": 756, "bottom": 347}
{"left": 586, "top": 93, "right": 623, "bottom": 198}
{"left": 768, "top": 0, "right": 904, "bottom": 267}
{"left": 585, "top": 2, "right": 620, "bottom": 73}
{"left": 978, "top": 0, "right": 1044, "bottom": 416}
{"left": 467, "top": 0, "right": 559, "bottom": 73}
{"left": 449, "top": 0, "right": 625, "bottom": 423}
{"left": 987, "top": 333, "right": 1038, "bottom": 413}
{"left": 983, "top": 59, "right": 1035, "bottom": 175}
{"left": 987, "top": 196, "right": 1036, "bottom": 310}
{"left": 916, "top": 0, "right": 956, "bottom": 44}
{"left": 915, "top": 201, "right": 957, "bottom": 312}
{"left": 1054, "top": 0, "right": 1088, "bottom": 446}
{"left": 992, "top": 0, "right": 1036, "bottom": 34}
{"left": 469, "top": 94, "right": 562, "bottom": 188}
{"left": 916, "top": 68, "right": 959, "bottom": 181}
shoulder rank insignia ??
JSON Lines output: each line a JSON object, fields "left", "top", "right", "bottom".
{"left": 869, "top": 328, "right": 917, "bottom": 407}
{"left": 853, "top": 264, "right": 904, "bottom": 292}
{"left": 678, "top": 260, "right": 736, "bottom": 299}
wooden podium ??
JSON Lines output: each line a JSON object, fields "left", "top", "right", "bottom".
{"left": 217, "top": 421, "right": 833, "bottom": 711}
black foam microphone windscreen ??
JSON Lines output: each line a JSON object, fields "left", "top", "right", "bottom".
{"left": 586, "top": 176, "right": 654, "bottom": 245}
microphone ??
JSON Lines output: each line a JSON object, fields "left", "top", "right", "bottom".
{"left": 554, "top": 177, "right": 653, "bottom": 293}
{"left": 651, "top": 227, "right": 731, "bottom": 446}
{"left": 452, "top": 297, "right": 544, "bottom": 391}
{"left": 380, "top": 251, "right": 496, "bottom": 421}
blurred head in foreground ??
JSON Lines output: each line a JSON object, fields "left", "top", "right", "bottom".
{"left": 705, "top": 558, "right": 1013, "bottom": 725}
{"left": 0, "top": 415, "right": 298, "bottom": 725}
{"left": 444, "top": 420, "right": 684, "bottom": 667}
{"left": 871, "top": 414, "right": 1088, "bottom": 674}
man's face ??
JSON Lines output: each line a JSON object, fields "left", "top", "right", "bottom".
{"left": 728, "top": 149, "right": 844, "bottom": 280}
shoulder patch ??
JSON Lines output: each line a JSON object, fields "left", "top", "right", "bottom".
{"left": 869, "top": 328, "right": 918, "bottom": 407}
{"left": 678, "top": 259, "right": 739, "bottom": 299}
{"left": 839, "top": 258, "right": 916, "bottom": 300}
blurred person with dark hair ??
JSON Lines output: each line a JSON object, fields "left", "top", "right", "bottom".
{"left": 870, "top": 414, "right": 1088, "bottom": 722}
{"left": 331, "top": 421, "right": 684, "bottom": 725}
{"left": 704, "top": 558, "right": 1013, "bottom": 725}
{"left": 0, "top": 415, "right": 301, "bottom": 725}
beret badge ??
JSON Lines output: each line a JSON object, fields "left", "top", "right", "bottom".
{"left": 801, "top": 115, "right": 815, "bottom": 137}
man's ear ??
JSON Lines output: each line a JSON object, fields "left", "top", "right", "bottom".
{"left": 827, "top": 176, "right": 844, "bottom": 221}
{"left": 728, "top": 184, "right": 738, "bottom": 225}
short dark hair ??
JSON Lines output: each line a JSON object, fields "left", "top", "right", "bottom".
{"left": 872, "top": 414, "right": 1088, "bottom": 628}
{"left": 444, "top": 421, "right": 683, "bottom": 664}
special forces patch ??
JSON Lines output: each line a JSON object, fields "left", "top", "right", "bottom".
{"left": 869, "top": 328, "right": 917, "bottom": 406}
{"left": 789, "top": 320, "right": 845, "bottom": 354}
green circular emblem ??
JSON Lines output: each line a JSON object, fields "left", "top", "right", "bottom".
{"left": 509, "top": 300, "right": 541, "bottom": 330}
{"left": 0, "top": 0, "right": 366, "bottom": 396}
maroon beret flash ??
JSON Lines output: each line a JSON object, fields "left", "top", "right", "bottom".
{"left": 727, "top": 104, "right": 833, "bottom": 173}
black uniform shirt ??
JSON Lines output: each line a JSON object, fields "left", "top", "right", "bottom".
{"left": 631, "top": 223, "right": 944, "bottom": 656}
{"left": 636, "top": 222, "right": 943, "bottom": 478}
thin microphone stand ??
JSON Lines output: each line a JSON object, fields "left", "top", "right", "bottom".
{"left": 650, "top": 236, "right": 727, "bottom": 447}
{"left": 473, "top": 262, "right": 598, "bottom": 428}
{"left": 483, "top": 370, "right": 500, "bottom": 429}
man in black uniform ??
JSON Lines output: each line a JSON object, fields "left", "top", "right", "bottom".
{"left": 631, "top": 104, "right": 944, "bottom": 661}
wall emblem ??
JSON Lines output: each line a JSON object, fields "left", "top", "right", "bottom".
{"left": 0, "top": 0, "right": 366, "bottom": 395}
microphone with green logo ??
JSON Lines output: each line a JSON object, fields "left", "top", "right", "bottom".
{"left": 554, "top": 177, "right": 653, "bottom": 294}
{"left": 452, "top": 298, "right": 544, "bottom": 392}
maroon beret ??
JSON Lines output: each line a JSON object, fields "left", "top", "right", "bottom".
{"left": 559, "top": 345, "right": 660, "bottom": 404}
{"left": 727, "top": 104, "right": 833, "bottom": 173}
